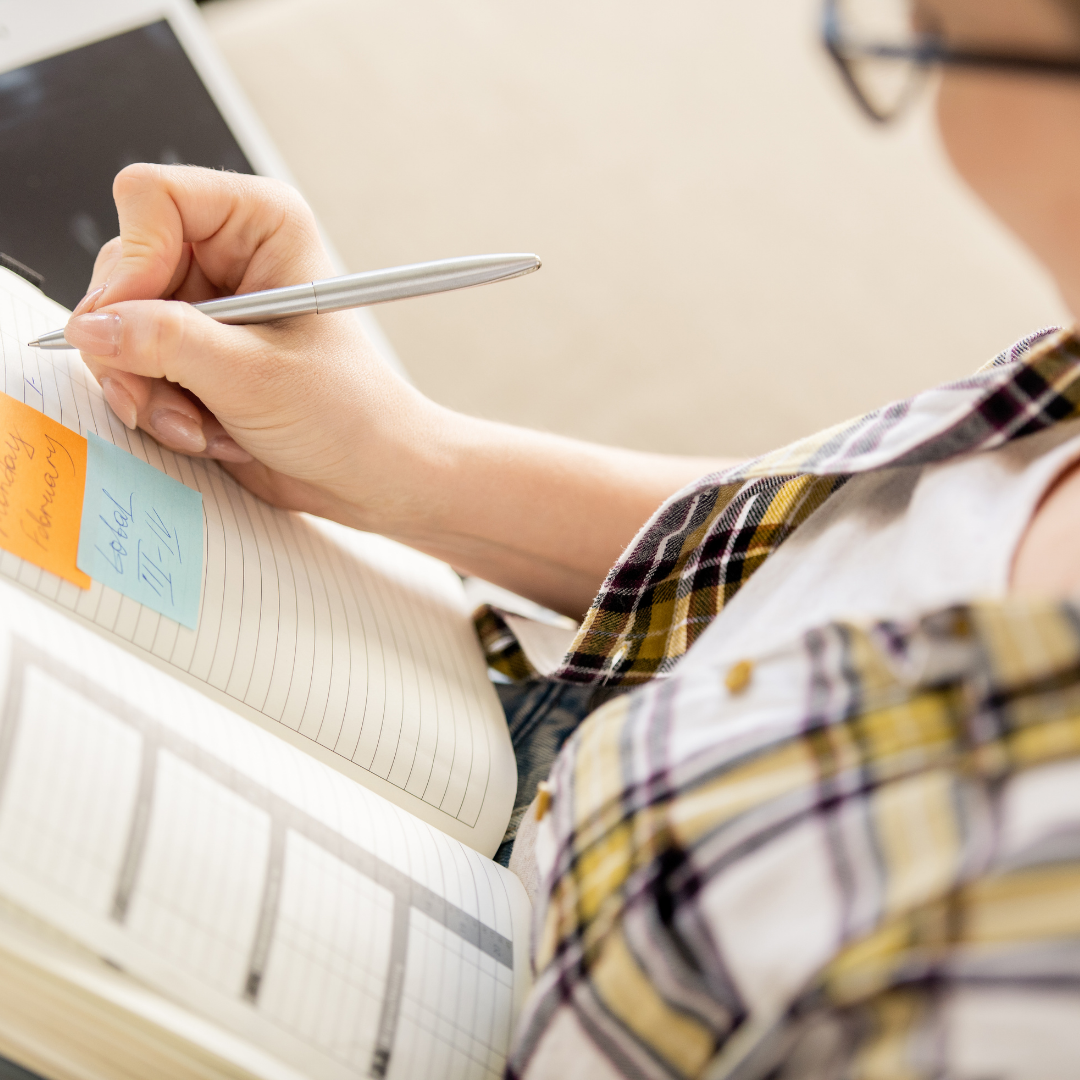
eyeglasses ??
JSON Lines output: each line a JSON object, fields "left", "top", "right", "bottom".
{"left": 823, "top": 0, "right": 1080, "bottom": 123}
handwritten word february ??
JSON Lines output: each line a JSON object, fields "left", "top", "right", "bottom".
{"left": 0, "top": 393, "right": 89, "bottom": 588}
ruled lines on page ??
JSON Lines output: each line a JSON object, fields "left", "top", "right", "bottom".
{"left": 0, "top": 593, "right": 530, "bottom": 1080}
{"left": 0, "top": 270, "right": 513, "bottom": 844}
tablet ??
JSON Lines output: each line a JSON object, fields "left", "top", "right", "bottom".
{"left": 0, "top": 0, "right": 295, "bottom": 309}
{"left": 0, "top": 0, "right": 405, "bottom": 369}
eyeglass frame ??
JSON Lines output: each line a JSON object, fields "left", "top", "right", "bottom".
{"left": 822, "top": 0, "right": 1080, "bottom": 123}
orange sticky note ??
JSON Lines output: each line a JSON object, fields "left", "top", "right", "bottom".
{"left": 0, "top": 393, "right": 90, "bottom": 588}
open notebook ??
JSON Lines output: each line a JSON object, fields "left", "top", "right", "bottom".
{"left": 0, "top": 267, "right": 532, "bottom": 1080}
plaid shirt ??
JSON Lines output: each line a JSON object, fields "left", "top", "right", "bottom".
{"left": 504, "top": 328, "right": 1080, "bottom": 1079}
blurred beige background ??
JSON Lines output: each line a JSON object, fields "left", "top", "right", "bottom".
{"left": 202, "top": 0, "right": 1068, "bottom": 458}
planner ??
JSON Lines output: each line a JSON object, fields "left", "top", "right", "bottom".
{"left": 0, "top": 266, "right": 531, "bottom": 1080}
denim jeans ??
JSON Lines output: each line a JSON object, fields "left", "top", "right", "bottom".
{"left": 492, "top": 680, "right": 629, "bottom": 867}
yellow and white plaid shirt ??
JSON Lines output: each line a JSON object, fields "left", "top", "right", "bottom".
{"left": 505, "top": 328, "right": 1080, "bottom": 1079}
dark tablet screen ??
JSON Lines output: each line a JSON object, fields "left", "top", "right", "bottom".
{"left": 0, "top": 20, "right": 253, "bottom": 309}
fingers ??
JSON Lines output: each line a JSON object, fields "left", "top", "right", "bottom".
{"left": 93, "top": 366, "right": 252, "bottom": 462}
{"left": 198, "top": 411, "right": 255, "bottom": 463}
{"left": 80, "top": 335, "right": 208, "bottom": 454}
{"left": 70, "top": 237, "right": 124, "bottom": 316}
{"left": 89, "top": 236, "right": 123, "bottom": 293}
{"left": 78, "top": 237, "right": 155, "bottom": 429}
{"left": 85, "top": 352, "right": 253, "bottom": 462}
{"left": 101, "top": 164, "right": 329, "bottom": 311}
{"left": 67, "top": 296, "right": 269, "bottom": 458}
{"left": 90, "top": 356, "right": 206, "bottom": 451}
{"left": 90, "top": 234, "right": 192, "bottom": 303}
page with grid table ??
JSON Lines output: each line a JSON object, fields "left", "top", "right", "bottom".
{"left": 0, "top": 582, "right": 532, "bottom": 1080}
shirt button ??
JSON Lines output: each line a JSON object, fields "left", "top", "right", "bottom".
{"left": 535, "top": 781, "right": 553, "bottom": 820}
{"left": 725, "top": 659, "right": 754, "bottom": 694}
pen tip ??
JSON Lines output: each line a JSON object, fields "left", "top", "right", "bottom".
{"left": 26, "top": 339, "right": 39, "bottom": 348}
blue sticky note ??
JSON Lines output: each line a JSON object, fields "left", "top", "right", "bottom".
{"left": 77, "top": 433, "right": 204, "bottom": 629}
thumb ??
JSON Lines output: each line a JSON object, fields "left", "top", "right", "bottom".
{"left": 67, "top": 296, "right": 264, "bottom": 402}
{"left": 66, "top": 297, "right": 268, "bottom": 456}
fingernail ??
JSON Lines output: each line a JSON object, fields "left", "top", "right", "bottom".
{"left": 65, "top": 312, "right": 121, "bottom": 357}
{"left": 151, "top": 408, "right": 206, "bottom": 454}
{"left": 72, "top": 283, "right": 108, "bottom": 317}
{"left": 206, "top": 434, "right": 254, "bottom": 463}
{"left": 100, "top": 377, "right": 138, "bottom": 430}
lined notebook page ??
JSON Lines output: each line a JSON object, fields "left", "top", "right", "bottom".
{"left": 0, "top": 268, "right": 515, "bottom": 855}
{"left": 0, "top": 584, "right": 531, "bottom": 1080}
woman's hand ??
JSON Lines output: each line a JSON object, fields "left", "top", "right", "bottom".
{"left": 72, "top": 163, "right": 735, "bottom": 617}
{"left": 69, "top": 163, "right": 438, "bottom": 533}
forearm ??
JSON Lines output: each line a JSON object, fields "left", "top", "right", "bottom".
{"left": 372, "top": 405, "right": 737, "bottom": 619}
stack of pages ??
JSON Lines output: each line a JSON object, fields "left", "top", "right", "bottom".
{"left": 0, "top": 266, "right": 531, "bottom": 1080}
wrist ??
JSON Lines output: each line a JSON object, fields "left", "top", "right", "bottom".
{"left": 324, "top": 389, "right": 478, "bottom": 540}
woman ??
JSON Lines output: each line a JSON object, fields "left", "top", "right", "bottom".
{"left": 63, "top": 0, "right": 1080, "bottom": 1075}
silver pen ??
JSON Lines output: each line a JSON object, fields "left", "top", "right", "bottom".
{"left": 28, "top": 252, "right": 541, "bottom": 349}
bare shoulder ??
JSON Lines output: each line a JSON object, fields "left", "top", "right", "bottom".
{"left": 1011, "top": 458, "right": 1080, "bottom": 597}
